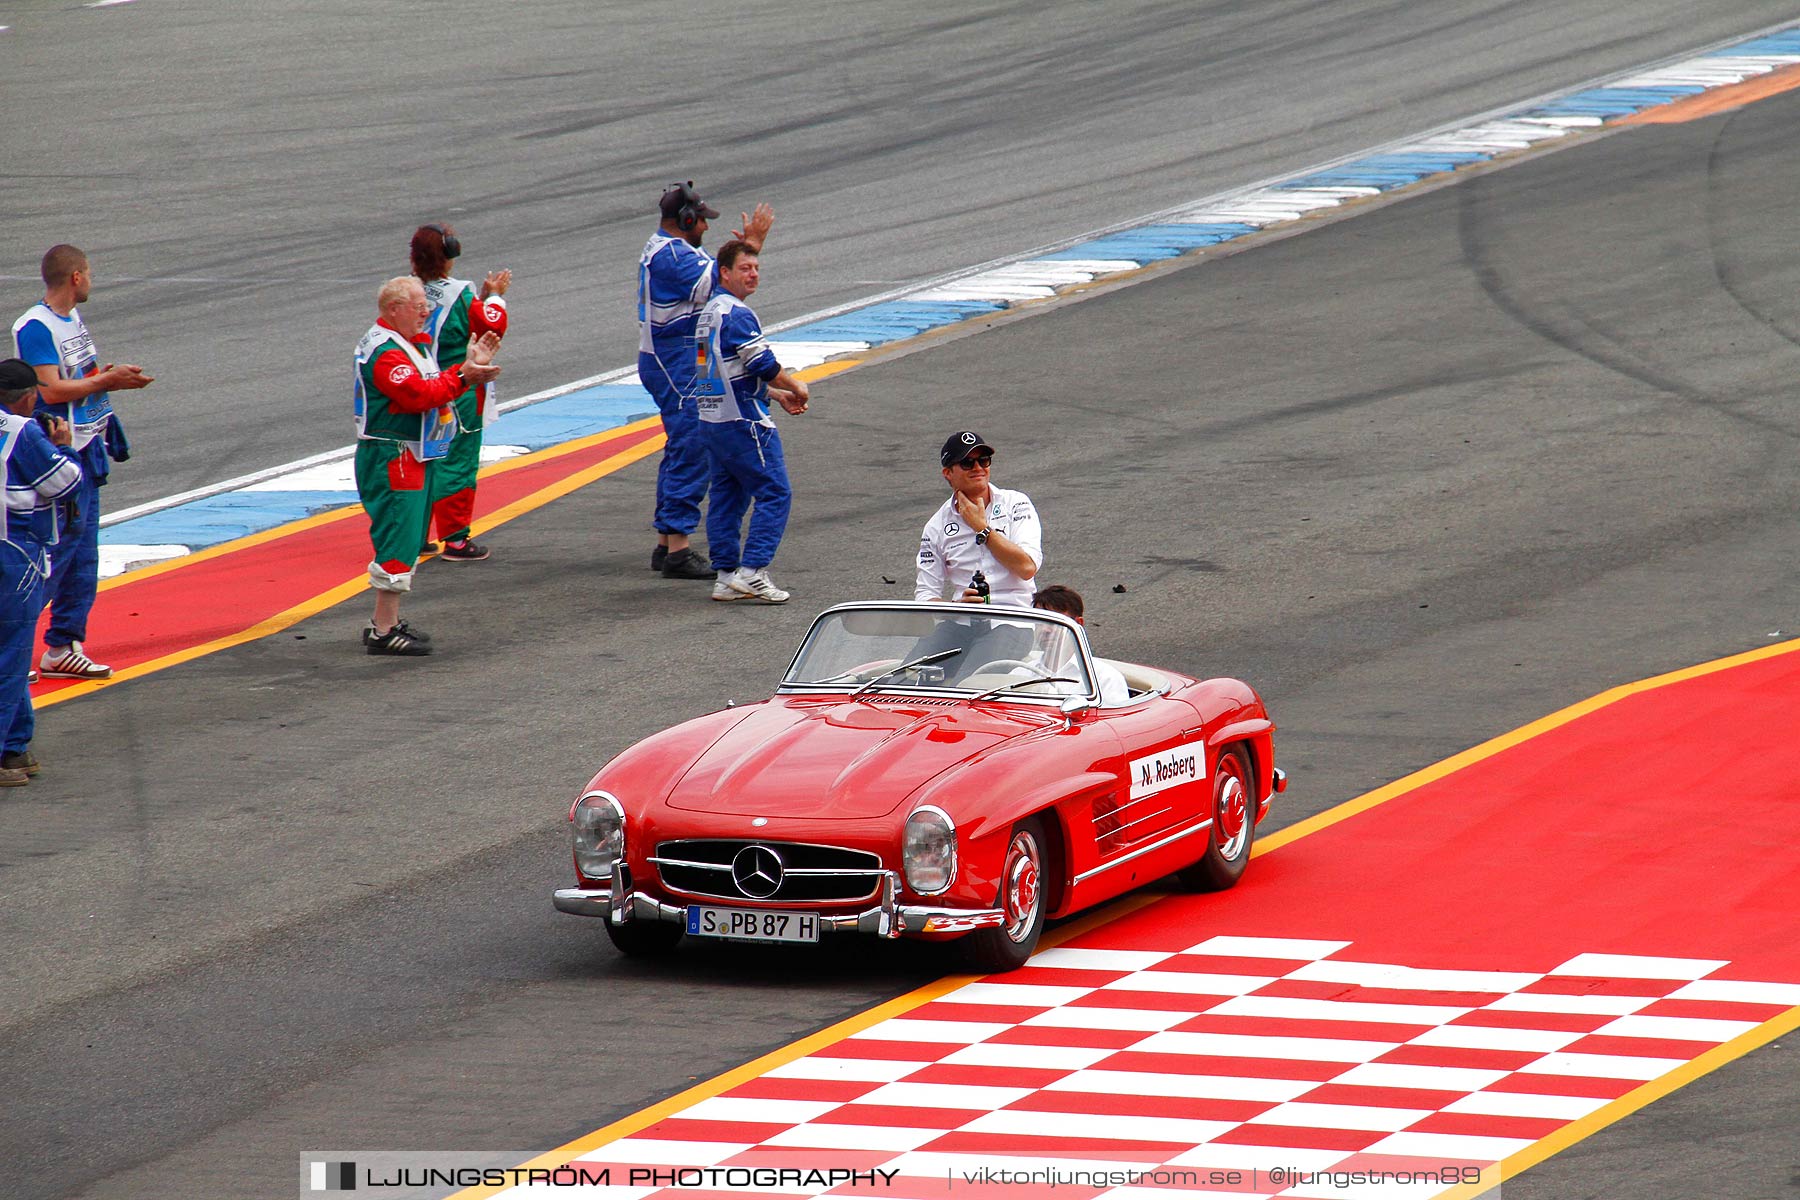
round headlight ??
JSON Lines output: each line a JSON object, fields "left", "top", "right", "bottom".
{"left": 572, "top": 792, "right": 625, "bottom": 880}
{"left": 903, "top": 805, "right": 957, "bottom": 895}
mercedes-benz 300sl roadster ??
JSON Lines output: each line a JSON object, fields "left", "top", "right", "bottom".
{"left": 553, "top": 601, "right": 1284, "bottom": 971}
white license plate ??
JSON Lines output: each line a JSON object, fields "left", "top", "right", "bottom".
{"left": 686, "top": 906, "right": 820, "bottom": 943}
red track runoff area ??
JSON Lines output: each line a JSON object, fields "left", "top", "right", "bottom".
{"left": 29, "top": 420, "right": 663, "bottom": 704}
{"left": 516, "top": 642, "right": 1800, "bottom": 1200}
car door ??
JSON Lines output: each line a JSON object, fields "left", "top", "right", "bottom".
{"left": 1090, "top": 697, "right": 1209, "bottom": 858}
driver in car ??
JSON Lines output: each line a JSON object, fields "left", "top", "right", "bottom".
{"left": 1032, "top": 585, "right": 1130, "bottom": 706}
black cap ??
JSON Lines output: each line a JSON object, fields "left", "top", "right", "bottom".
{"left": 659, "top": 181, "right": 720, "bottom": 222}
{"left": 0, "top": 358, "right": 40, "bottom": 391}
{"left": 940, "top": 431, "right": 995, "bottom": 468}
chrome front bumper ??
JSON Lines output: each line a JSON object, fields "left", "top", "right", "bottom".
{"left": 552, "top": 864, "right": 1004, "bottom": 938}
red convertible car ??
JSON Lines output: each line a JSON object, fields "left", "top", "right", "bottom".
{"left": 554, "top": 601, "right": 1283, "bottom": 971}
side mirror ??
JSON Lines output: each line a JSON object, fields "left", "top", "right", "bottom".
{"left": 1059, "top": 694, "right": 1093, "bottom": 716}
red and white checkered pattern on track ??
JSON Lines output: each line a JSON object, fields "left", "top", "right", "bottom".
{"left": 505, "top": 936, "right": 1800, "bottom": 1200}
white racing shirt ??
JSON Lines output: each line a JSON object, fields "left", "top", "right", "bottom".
{"left": 915, "top": 485, "right": 1043, "bottom": 608}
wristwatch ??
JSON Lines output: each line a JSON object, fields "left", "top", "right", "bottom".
{"left": 974, "top": 528, "right": 990, "bottom": 546}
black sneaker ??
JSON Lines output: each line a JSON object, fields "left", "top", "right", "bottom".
{"left": 364, "top": 623, "right": 433, "bottom": 656}
{"left": 420, "top": 542, "right": 440, "bottom": 556}
{"left": 660, "top": 547, "right": 713, "bottom": 580}
{"left": 1, "top": 750, "right": 39, "bottom": 776}
{"left": 650, "top": 544, "right": 668, "bottom": 572}
{"left": 391, "top": 619, "right": 432, "bottom": 644}
{"left": 439, "top": 539, "right": 490, "bottom": 562}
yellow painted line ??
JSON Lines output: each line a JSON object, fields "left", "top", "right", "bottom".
{"left": 1436, "top": 999, "right": 1800, "bottom": 1200}
{"left": 1622, "top": 61, "right": 1800, "bottom": 124}
{"left": 452, "top": 630, "right": 1800, "bottom": 1198}
{"left": 38, "top": 427, "right": 666, "bottom": 708}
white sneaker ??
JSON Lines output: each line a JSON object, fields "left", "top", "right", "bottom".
{"left": 729, "top": 567, "right": 789, "bottom": 604}
{"left": 41, "top": 640, "right": 112, "bottom": 680}
{"left": 711, "top": 571, "right": 746, "bottom": 602}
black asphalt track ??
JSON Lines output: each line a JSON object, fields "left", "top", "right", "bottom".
{"left": 2, "top": 0, "right": 1797, "bottom": 509}
{"left": 5, "top": 12, "right": 1800, "bottom": 1200}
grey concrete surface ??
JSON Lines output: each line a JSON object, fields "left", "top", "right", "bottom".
{"left": 4, "top": 8, "right": 1800, "bottom": 1200}
{"left": 3, "top": 0, "right": 1797, "bottom": 510}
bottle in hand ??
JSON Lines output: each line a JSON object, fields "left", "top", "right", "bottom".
{"left": 971, "top": 570, "right": 990, "bottom": 602}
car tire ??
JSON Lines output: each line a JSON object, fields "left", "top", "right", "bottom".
{"left": 964, "top": 816, "right": 1049, "bottom": 973}
{"left": 603, "top": 919, "right": 684, "bottom": 958}
{"left": 1178, "top": 745, "right": 1256, "bottom": 892}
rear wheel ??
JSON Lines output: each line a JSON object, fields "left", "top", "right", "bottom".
{"left": 964, "top": 817, "right": 1049, "bottom": 973}
{"left": 604, "top": 919, "right": 684, "bottom": 958}
{"left": 1178, "top": 746, "right": 1256, "bottom": 892}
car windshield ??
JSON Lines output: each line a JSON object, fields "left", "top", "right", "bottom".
{"left": 784, "top": 607, "right": 1094, "bottom": 700}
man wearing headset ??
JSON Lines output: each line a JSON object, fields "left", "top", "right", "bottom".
{"left": 636, "top": 181, "right": 773, "bottom": 581}
{"left": 410, "top": 223, "right": 510, "bottom": 561}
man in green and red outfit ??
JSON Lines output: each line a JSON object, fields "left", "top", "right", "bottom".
{"left": 354, "top": 276, "right": 501, "bottom": 656}
{"left": 410, "top": 222, "right": 510, "bottom": 561}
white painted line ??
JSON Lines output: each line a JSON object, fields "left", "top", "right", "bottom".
{"left": 1517, "top": 1051, "right": 1687, "bottom": 1080}
{"left": 850, "top": 1081, "right": 1035, "bottom": 1110}
{"left": 937, "top": 1040, "right": 1116, "bottom": 1070}
{"left": 1028, "top": 947, "right": 1171, "bottom": 971}
{"left": 87, "top": 0, "right": 139, "bottom": 6}
{"left": 1186, "top": 935, "right": 1352, "bottom": 959}
{"left": 1550, "top": 953, "right": 1729, "bottom": 980}
{"left": 98, "top": 544, "right": 189, "bottom": 579}
{"left": 240, "top": 460, "right": 356, "bottom": 492}
{"left": 1023, "top": 1004, "right": 1194, "bottom": 1032}
{"left": 1366, "top": 1130, "right": 1533, "bottom": 1161}
{"left": 762, "top": 340, "right": 869, "bottom": 370}
{"left": 1333, "top": 1062, "right": 1511, "bottom": 1091}
{"left": 964, "top": 1108, "right": 1235, "bottom": 1143}
{"left": 1133, "top": 1030, "right": 1397, "bottom": 1063}
{"left": 1667, "top": 978, "right": 1800, "bottom": 1006}
{"left": 1288, "top": 959, "right": 1539, "bottom": 993}
{"left": 846, "top": 1017, "right": 1011, "bottom": 1043}
{"left": 1209, "top": 994, "right": 1472, "bottom": 1026}
{"left": 1442, "top": 1090, "right": 1611, "bottom": 1119}
{"left": 1486, "top": 991, "right": 1654, "bottom": 1016}
{"left": 1248, "top": 1100, "right": 1432, "bottom": 1132}
{"left": 1101, "top": 969, "right": 1277, "bottom": 996}
{"left": 937, "top": 981, "right": 1094, "bottom": 1007}
{"left": 1410, "top": 1023, "right": 1584, "bottom": 1053}
{"left": 1167, "top": 1142, "right": 1346, "bottom": 1170}
{"left": 1593, "top": 1014, "right": 1758, "bottom": 1041}
{"left": 1045, "top": 1068, "right": 1316, "bottom": 1102}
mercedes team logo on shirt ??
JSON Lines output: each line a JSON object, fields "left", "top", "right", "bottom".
{"left": 732, "top": 844, "right": 784, "bottom": 898}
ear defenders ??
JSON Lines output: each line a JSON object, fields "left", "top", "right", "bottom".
{"left": 669, "top": 182, "right": 703, "bottom": 233}
{"left": 424, "top": 222, "right": 461, "bottom": 259}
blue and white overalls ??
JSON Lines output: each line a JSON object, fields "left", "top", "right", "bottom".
{"left": 691, "top": 292, "right": 790, "bottom": 574}
{"left": 0, "top": 413, "right": 83, "bottom": 752}
{"left": 636, "top": 232, "right": 720, "bottom": 536}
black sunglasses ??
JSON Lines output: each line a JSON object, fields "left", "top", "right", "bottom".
{"left": 955, "top": 453, "right": 993, "bottom": 469}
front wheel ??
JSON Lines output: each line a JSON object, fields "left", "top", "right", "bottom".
{"left": 964, "top": 817, "right": 1049, "bottom": 973}
{"left": 1178, "top": 746, "right": 1256, "bottom": 892}
{"left": 604, "top": 918, "right": 684, "bottom": 958}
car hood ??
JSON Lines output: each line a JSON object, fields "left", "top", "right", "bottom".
{"left": 665, "top": 698, "right": 1030, "bottom": 820}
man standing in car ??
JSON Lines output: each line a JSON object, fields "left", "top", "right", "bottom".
{"left": 915, "top": 431, "right": 1042, "bottom": 607}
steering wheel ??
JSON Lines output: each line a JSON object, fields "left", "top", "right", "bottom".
{"left": 976, "top": 658, "right": 1039, "bottom": 675}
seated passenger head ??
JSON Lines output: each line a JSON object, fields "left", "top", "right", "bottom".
{"left": 1032, "top": 584, "right": 1085, "bottom": 625}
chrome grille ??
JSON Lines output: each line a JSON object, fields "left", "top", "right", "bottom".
{"left": 651, "top": 839, "right": 885, "bottom": 903}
